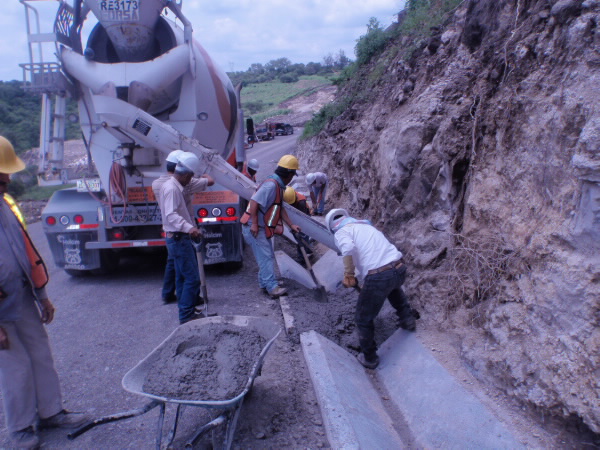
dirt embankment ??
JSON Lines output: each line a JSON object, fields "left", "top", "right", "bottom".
{"left": 298, "top": 0, "right": 600, "bottom": 437}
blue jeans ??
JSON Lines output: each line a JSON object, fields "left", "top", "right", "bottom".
{"left": 311, "top": 184, "right": 327, "bottom": 214}
{"left": 166, "top": 236, "right": 200, "bottom": 323}
{"left": 242, "top": 225, "right": 278, "bottom": 292}
{"left": 355, "top": 265, "right": 410, "bottom": 359}
{"left": 161, "top": 251, "right": 176, "bottom": 299}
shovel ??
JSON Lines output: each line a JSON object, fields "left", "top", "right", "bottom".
{"left": 192, "top": 238, "right": 217, "bottom": 317}
{"left": 292, "top": 231, "right": 327, "bottom": 302}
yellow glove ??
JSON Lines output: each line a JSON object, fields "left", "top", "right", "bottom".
{"left": 343, "top": 274, "right": 358, "bottom": 288}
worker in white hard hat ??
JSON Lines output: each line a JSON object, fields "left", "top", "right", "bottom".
{"left": 305, "top": 172, "right": 328, "bottom": 216}
{"left": 325, "top": 208, "right": 418, "bottom": 369}
{"left": 246, "top": 158, "right": 259, "bottom": 182}
{"left": 0, "top": 136, "right": 89, "bottom": 448}
{"left": 152, "top": 150, "right": 214, "bottom": 305}
{"left": 159, "top": 153, "right": 212, "bottom": 324}
{"left": 240, "top": 155, "right": 301, "bottom": 298}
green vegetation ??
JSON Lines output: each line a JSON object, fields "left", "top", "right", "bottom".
{"left": 0, "top": 81, "right": 80, "bottom": 155}
{"left": 304, "top": 0, "right": 463, "bottom": 139}
{"left": 242, "top": 75, "right": 334, "bottom": 125}
{"left": 18, "top": 183, "right": 76, "bottom": 201}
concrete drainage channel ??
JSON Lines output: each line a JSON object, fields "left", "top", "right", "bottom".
{"left": 276, "top": 248, "right": 525, "bottom": 449}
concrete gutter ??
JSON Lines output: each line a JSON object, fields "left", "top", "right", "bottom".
{"left": 301, "top": 329, "right": 526, "bottom": 449}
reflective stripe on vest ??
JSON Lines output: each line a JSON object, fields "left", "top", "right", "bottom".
{"left": 4, "top": 194, "right": 26, "bottom": 230}
{"left": 3, "top": 195, "right": 49, "bottom": 289}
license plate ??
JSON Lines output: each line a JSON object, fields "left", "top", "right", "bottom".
{"left": 77, "top": 178, "right": 102, "bottom": 192}
{"left": 109, "top": 205, "right": 162, "bottom": 225}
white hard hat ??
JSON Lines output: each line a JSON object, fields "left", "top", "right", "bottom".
{"left": 248, "top": 158, "right": 259, "bottom": 171}
{"left": 166, "top": 149, "right": 184, "bottom": 163}
{"left": 306, "top": 173, "right": 316, "bottom": 185}
{"left": 325, "top": 208, "right": 349, "bottom": 233}
{"left": 176, "top": 153, "right": 202, "bottom": 176}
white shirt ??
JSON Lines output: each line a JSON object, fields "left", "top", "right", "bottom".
{"left": 312, "top": 172, "right": 328, "bottom": 187}
{"left": 334, "top": 222, "right": 402, "bottom": 280}
{"left": 161, "top": 177, "right": 196, "bottom": 233}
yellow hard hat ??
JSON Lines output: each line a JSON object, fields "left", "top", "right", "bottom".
{"left": 0, "top": 136, "right": 25, "bottom": 174}
{"left": 283, "top": 186, "right": 297, "bottom": 204}
{"left": 277, "top": 154, "right": 299, "bottom": 170}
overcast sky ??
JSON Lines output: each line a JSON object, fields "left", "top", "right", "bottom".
{"left": 2, "top": 0, "right": 405, "bottom": 81}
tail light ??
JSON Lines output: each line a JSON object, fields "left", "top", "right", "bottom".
{"left": 211, "top": 207, "right": 222, "bottom": 217}
{"left": 226, "top": 207, "right": 235, "bottom": 216}
{"left": 46, "top": 216, "right": 56, "bottom": 226}
{"left": 74, "top": 214, "right": 84, "bottom": 224}
{"left": 111, "top": 228, "right": 125, "bottom": 240}
{"left": 198, "top": 208, "right": 208, "bottom": 218}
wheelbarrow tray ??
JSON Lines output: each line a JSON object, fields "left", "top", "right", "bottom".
{"left": 122, "top": 315, "right": 281, "bottom": 408}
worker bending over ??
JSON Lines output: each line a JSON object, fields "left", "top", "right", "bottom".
{"left": 306, "top": 172, "right": 328, "bottom": 216}
{"left": 326, "top": 208, "right": 417, "bottom": 369}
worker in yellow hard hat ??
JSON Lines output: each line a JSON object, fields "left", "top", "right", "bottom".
{"left": 240, "top": 154, "right": 301, "bottom": 298}
{"left": 284, "top": 186, "right": 315, "bottom": 264}
{"left": 0, "top": 136, "right": 89, "bottom": 448}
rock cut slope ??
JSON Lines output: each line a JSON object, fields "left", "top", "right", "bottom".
{"left": 298, "top": 0, "right": 600, "bottom": 436}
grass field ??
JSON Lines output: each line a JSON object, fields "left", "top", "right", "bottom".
{"left": 242, "top": 75, "right": 334, "bottom": 124}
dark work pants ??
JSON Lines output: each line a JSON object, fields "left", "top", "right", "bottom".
{"left": 355, "top": 265, "right": 411, "bottom": 359}
{"left": 166, "top": 236, "right": 199, "bottom": 323}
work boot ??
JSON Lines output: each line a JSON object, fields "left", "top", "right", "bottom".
{"left": 162, "top": 293, "right": 177, "bottom": 304}
{"left": 357, "top": 353, "right": 379, "bottom": 369}
{"left": 180, "top": 311, "right": 206, "bottom": 325}
{"left": 38, "top": 410, "right": 89, "bottom": 429}
{"left": 267, "top": 286, "right": 287, "bottom": 298}
{"left": 9, "top": 426, "right": 39, "bottom": 449}
{"left": 397, "top": 313, "right": 416, "bottom": 332}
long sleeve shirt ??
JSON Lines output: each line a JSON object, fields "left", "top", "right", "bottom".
{"left": 333, "top": 222, "right": 402, "bottom": 280}
{"left": 153, "top": 174, "right": 209, "bottom": 231}
{"left": 160, "top": 177, "right": 196, "bottom": 233}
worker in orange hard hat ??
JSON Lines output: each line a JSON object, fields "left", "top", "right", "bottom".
{"left": 241, "top": 155, "right": 301, "bottom": 298}
{"left": 0, "top": 136, "right": 89, "bottom": 448}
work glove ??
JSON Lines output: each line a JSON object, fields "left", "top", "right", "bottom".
{"left": 343, "top": 274, "right": 358, "bottom": 288}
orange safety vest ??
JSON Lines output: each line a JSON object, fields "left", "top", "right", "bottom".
{"left": 4, "top": 195, "right": 49, "bottom": 289}
{"left": 240, "top": 178, "right": 284, "bottom": 238}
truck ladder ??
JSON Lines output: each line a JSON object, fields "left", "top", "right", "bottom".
{"left": 20, "top": 0, "right": 78, "bottom": 185}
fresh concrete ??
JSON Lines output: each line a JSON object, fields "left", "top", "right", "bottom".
{"left": 301, "top": 331, "right": 405, "bottom": 449}
{"left": 378, "top": 331, "right": 525, "bottom": 449}
{"left": 275, "top": 250, "right": 316, "bottom": 289}
{"left": 312, "top": 249, "right": 344, "bottom": 292}
{"left": 302, "top": 329, "right": 526, "bottom": 449}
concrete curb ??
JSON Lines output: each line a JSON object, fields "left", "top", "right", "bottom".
{"left": 300, "top": 331, "right": 405, "bottom": 449}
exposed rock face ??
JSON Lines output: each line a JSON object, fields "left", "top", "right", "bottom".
{"left": 298, "top": 0, "right": 600, "bottom": 434}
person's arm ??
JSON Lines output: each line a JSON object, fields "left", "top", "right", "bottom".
{"left": 309, "top": 190, "right": 317, "bottom": 212}
{"left": 0, "top": 326, "right": 8, "bottom": 350}
{"left": 248, "top": 199, "right": 260, "bottom": 237}
{"left": 281, "top": 207, "right": 300, "bottom": 233}
{"left": 201, "top": 174, "right": 215, "bottom": 186}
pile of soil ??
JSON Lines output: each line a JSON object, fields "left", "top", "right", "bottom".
{"left": 143, "top": 323, "right": 266, "bottom": 401}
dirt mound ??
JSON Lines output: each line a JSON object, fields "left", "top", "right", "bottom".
{"left": 269, "top": 85, "right": 337, "bottom": 126}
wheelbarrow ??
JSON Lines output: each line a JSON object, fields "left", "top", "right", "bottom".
{"left": 69, "top": 315, "right": 281, "bottom": 449}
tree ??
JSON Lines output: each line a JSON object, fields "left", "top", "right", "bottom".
{"left": 354, "top": 17, "right": 388, "bottom": 66}
{"left": 323, "top": 53, "right": 335, "bottom": 69}
{"left": 334, "top": 49, "right": 351, "bottom": 69}
{"left": 265, "top": 57, "right": 292, "bottom": 74}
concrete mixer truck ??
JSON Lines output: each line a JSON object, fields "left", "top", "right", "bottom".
{"left": 19, "top": 0, "right": 252, "bottom": 275}
{"left": 20, "top": 0, "right": 336, "bottom": 277}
